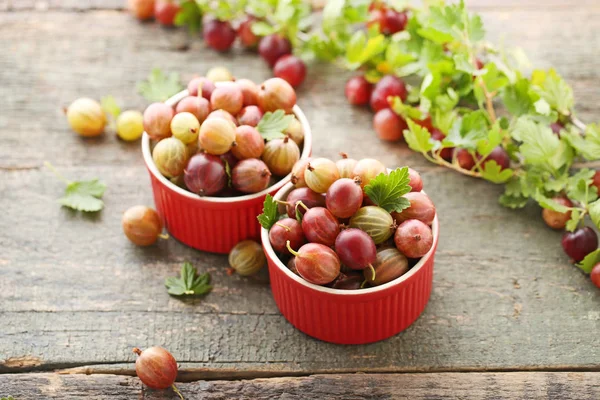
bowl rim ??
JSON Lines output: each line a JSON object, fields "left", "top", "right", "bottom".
{"left": 141, "top": 88, "right": 313, "bottom": 204}
{"left": 260, "top": 180, "right": 439, "bottom": 296}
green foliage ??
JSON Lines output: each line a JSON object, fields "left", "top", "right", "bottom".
{"left": 257, "top": 110, "right": 295, "bottom": 141}
{"left": 137, "top": 68, "right": 183, "bottom": 102}
{"left": 45, "top": 162, "right": 106, "bottom": 212}
{"left": 364, "top": 167, "right": 412, "bottom": 213}
{"left": 165, "top": 262, "right": 212, "bottom": 297}
{"left": 174, "top": 1, "right": 202, "bottom": 33}
{"left": 257, "top": 194, "right": 280, "bottom": 230}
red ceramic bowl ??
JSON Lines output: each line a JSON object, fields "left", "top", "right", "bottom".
{"left": 261, "top": 182, "right": 439, "bottom": 344}
{"left": 142, "top": 89, "right": 312, "bottom": 254}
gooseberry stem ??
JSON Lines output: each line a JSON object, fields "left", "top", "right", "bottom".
{"left": 159, "top": 233, "right": 170, "bottom": 240}
{"left": 275, "top": 222, "right": 291, "bottom": 232}
{"left": 296, "top": 201, "right": 309, "bottom": 211}
{"left": 367, "top": 264, "right": 376, "bottom": 281}
{"left": 172, "top": 384, "right": 185, "bottom": 400}
{"left": 132, "top": 347, "right": 142, "bottom": 356}
{"left": 44, "top": 161, "right": 71, "bottom": 186}
{"left": 360, "top": 280, "right": 367, "bottom": 289}
{"left": 274, "top": 199, "right": 290, "bottom": 206}
{"left": 285, "top": 240, "right": 300, "bottom": 257}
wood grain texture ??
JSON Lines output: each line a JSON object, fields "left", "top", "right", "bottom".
{"left": 1, "top": 2, "right": 600, "bottom": 378}
{"left": 1, "top": 372, "right": 600, "bottom": 399}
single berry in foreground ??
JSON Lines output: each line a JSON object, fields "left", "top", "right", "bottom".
{"left": 152, "top": 137, "right": 188, "bottom": 178}
{"left": 184, "top": 153, "right": 227, "bottom": 196}
{"left": 65, "top": 98, "right": 106, "bottom": 137}
{"left": 394, "top": 219, "right": 434, "bottom": 258}
{"left": 542, "top": 197, "right": 573, "bottom": 230}
{"left": 122, "top": 206, "right": 163, "bottom": 246}
{"left": 392, "top": 192, "right": 436, "bottom": 226}
{"left": 258, "top": 77, "right": 297, "bottom": 113}
{"left": 284, "top": 187, "right": 326, "bottom": 218}
{"left": 350, "top": 206, "right": 395, "bottom": 244}
{"left": 232, "top": 159, "right": 272, "bottom": 194}
{"left": 269, "top": 218, "right": 306, "bottom": 254}
{"left": 373, "top": 108, "right": 407, "bottom": 142}
{"left": 228, "top": 240, "right": 266, "bottom": 276}
{"left": 591, "top": 264, "right": 600, "bottom": 289}
{"left": 335, "top": 228, "right": 377, "bottom": 280}
{"left": 326, "top": 177, "right": 363, "bottom": 218}
{"left": 261, "top": 136, "right": 300, "bottom": 177}
{"left": 286, "top": 242, "right": 341, "bottom": 285}
{"left": 365, "top": 248, "right": 409, "bottom": 286}
{"left": 117, "top": 110, "right": 144, "bottom": 141}
{"left": 302, "top": 207, "right": 340, "bottom": 247}
{"left": 133, "top": 346, "right": 178, "bottom": 390}
{"left": 143, "top": 102, "right": 174, "bottom": 140}
{"left": 561, "top": 227, "right": 598, "bottom": 262}
{"left": 304, "top": 158, "right": 340, "bottom": 193}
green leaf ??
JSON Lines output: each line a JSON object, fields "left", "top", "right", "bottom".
{"left": 364, "top": 167, "right": 411, "bottom": 213}
{"left": 534, "top": 191, "right": 572, "bottom": 213}
{"left": 165, "top": 262, "right": 212, "bottom": 297}
{"left": 476, "top": 124, "right": 503, "bottom": 158}
{"left": 453, "top": 54, "right": 475, "bottom": 75}
{"left": 46, "top": 162, "right": 106, "bottom": 212}
{"left": 530, "top": 68, "right": 574, "bottom": 115}
{"left": 565, "top": 209, "right": 581, "bottom": 232}
{"left": 563, "top": 124, "right": 600, "bottom": 161}
{"left": 502, "top": 79, "right": 533, "bottom": 116}
{"left": 257, "top": 110, "right": 294, "bottom": 141}
{"left": 577, "top": 249, "right": 600, "bottom": 274}
{"left": 100, "top": 95, "right": 121, "bottom": 121}
{"left": 137, "top": 68, "right": 183, "bottom": 102}
{"left": 174, "top": 1, "right": 202, "bottom": 34}
{"left": 533, "top": 99, "right": 551, "bottom": 116}
{"left": 514, "top": 118, "right": 572, "bottom": 172}
{"left": 257, "top": 194, "right": 280, "bottom": 230}
{"left": 481, "top": 160, "right": 513, "bottom": 184}
{"left": 444, "top": 110, "right": 489, "bottom": 150}
{"left": 390, "top": 97, "right": 423, "bottom": 120}
{"left": 588, "top": 200, "right": 600, "bottom": 230}
{"left": 404, "top": 119, "right": 434, "bottom": 153}
{"left": 499, "top": 193, "right": 529, "bottom": 209}
{"left": 566, "top": 169, "right": 597, "bottom": 205}
{"left": 251, "top": 21, "right": 276, "bottom": 36}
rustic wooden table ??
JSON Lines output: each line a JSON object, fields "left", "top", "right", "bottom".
{"left": 1, "top": 1, "right": 599, "bottom": 399}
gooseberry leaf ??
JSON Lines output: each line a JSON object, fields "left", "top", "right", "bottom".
{"left": 174, "top": 1, "right": 202, "bottom": 34}
{"left": 137, "top": 68, "right": 183, "bottom": 102}
{"left": 46, "top": 162, "right": 106, "bottom": 212}
{"left": 257, "top": 110, "right": 294, "bottom": 141}
{"left": 531, "top": 68, "right": 574, "bottom": 116}
{"left": 588, "top": 200, "right": 600, "bottom": 230}
{"left": 257, "top": 194, "right": 280, "bottom": 230}
{"left": 480, "top": 161, "right": 513, "bottom": 184}
{"left": 404, "top": 119, "right": 434, "bottom": 153}
{"left": 565, "top": 209, "right": 581, "bottom": 233}
{"left": 100, "top": 95, "right": 121, "bottom": 121}
{"left": 576, "top": 249, "right": 600, "bottom": 274}
{"left": 165, "top": 262, "right": 212, "bottom": 297}
{"left": 364, "top": 167, "right": 411, "bottom": 213}
{"left": 534, "top": 191, "right": 571, "bottom": 213}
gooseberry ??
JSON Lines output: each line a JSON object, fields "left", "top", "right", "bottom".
{"left": 367, "top": 8, "right": 407, "bottom": 35}
{"left": 326, "top": 177, "right": 363, "bottom": 218}
{"left": 206, "top": 66, "right": 234, "bottom": 82}
{"left": 394, "top": 219, "right": 434, "bottom": 258}
{"left": 336, "top": 153, "right": 358, "bottom": 179}
{"left": 454, "top": 148, "right": 476, "bottom": 170}
{"left": 152, "top": 137, "right": 188, "bottom": 178}
{"left": 143, "top": 102, "right": 174, "bottom": 140}
{"left": 258, "top": 34, "right": 292, "bottom": 67}
{"left": 304, "top": 158, "right": 340, "bottom": 193}
{"left": 592, "top": 171, "right": 600, "bottom": 194}
{"left": 331, "top": 272, "right": 364, "bottom": 290}
{"left": 542, "top": 197, "right": 573, "bottom": 230}
{"left": 345, "top": 76, "right": 373, "bottom": 106}
{"left": 133, "top": 347, "right": 178, "bottom": 390}
{"left": 231, "top": 159, "right": 272, "bottom": 193}
{"left": 210, "top": 84, "right": 244, "bottom": 115}
{"left": 284, "top": 116, "right": 304, "bottom": 146}
{"left": 237, "top": 105, "right": 263, "bottom": 127}
{"left": 175, "top": 96, "right": 210, "bottom": 124}
{"left": 291, "top": 158, "right": 310, "bottom": 187}
{"left": 154, "top": 0, "right": 179, "bottom": 26}
{"left": 392, "top": 192, "right": 436, "bottom": 226}
{"left": 116, "top": 110, "right": 144, "bottom": 141}
{"left": 561, "top": 227, "right": 598, "bottom": 262}
{"left": 349, "top": 206, "right": 395, "bottom": 244}
{"left": 220, "top": 151, "right": 238, "bottom": 169}
{"left": 551, "top": 122, "right": 564, "bottom": 136}
{"left": 258, "top": 78, "right": 297, "bottom": 114}
{"left": 207, "top": 109, "right": 237, "bottom": 125}
{"left": 301, "top": 207, "right": 340, "bottom": 246}
{"left": 284, "top": 187, "right": 325, "bottom": 218}
{"left": 228, "top": 240, "right": 266, "bottom": 276}
{"left": 203, "top": 19, "right": 236, "bottom": 52}
{"left": 273, "top": 55, "right": 307, "bottom": 88}
{"left": 335, "top": 228, "right": 377, "bottom": 280}
{"left": 364, "top": 247, "right": 409, "bottom": 286}
{"left": 238, "top": 16, "right": 260, "bottom": 48}
{"left": 431, "top": 129, "right": 453, "bottom": 162}
{"left": 170, "top": 112, "right": 200, "bottom": 144}
{"left": 128, "top": 0, "right": 155, "bottom": 20}
{"left": 236, "top": 79, "right": 260, "bottom": 106}
{"left": 353, "top": 158, "right": 386, "bottom": 188}
{"left": 373, "top": 108, "right": 407, "bottom": 141}
{"left": 65, "top": 98, "right": 106, "bottom": 137}
{"left": 480, "top": 146, "right": 510, "bottom": 170}
{"left": 591, "top": 264, "right": 600, "bottom": 289}
{"left": 269, "top": 218, "right": 306, "bottom": 254}
{"left": 198, "top": 117, "right": 236, "bottom": 155}
{"left": 407, "top": 168, "right": 423, "bottom": 192}
{"left": 286, "top": 242, "right": 340, "bottom": 285}
{"left": 187, "top": 77, "right": 215, "bottom": 100}
{"left": 183, "top": 153, "right": 226, "bottom": 196}
{"left": 370, "top": 75, "right": 408, "bottom": 112}
{"left": 122, "top": 206, "right": 163, "bottom": 246}
{"left": 262, "top": 136, "right": 300, "bottom": 177}
{"left": 231, "top": 125, "right": 264, "bottom": 160}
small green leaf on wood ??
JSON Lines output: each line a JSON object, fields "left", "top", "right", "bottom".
{"left": 174, "top": 1, "right": 202, "bottom": 34}
{"left": 577, "top": 249, "right": 600, "bottom": 274}
{"left": 101, "top": 95, "right": 121, "bottom": 121}
{"left": 257, "top": 110, "right": 294, "bottom": 141}
{"left": 45, "top": 162, "right": 106, "bottom": 212}
{"left": 165, "top": 262, "right": 212, "bottom": 297}
{"left": 257, "top": 194, "right": 280, "bottom": 230}
{"left": 364, "top": 167, "right": 411, "bottom": 213}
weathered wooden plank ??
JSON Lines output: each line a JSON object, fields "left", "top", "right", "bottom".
{"left": 1, "top": 8, "right": 600, "bottom": 170}
{"left": 1, "top": 372, "right": 600, "bottom": 399}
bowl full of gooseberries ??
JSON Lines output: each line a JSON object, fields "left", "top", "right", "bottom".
{"left": 259, "top": 155, "right": 439, "bottom": 344}
{"left": 141, "top": 74, "right": 312, "bottom": 254}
